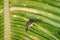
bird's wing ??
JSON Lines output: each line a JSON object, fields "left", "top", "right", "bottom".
{"left": 25, "top": 20, "right": 34, "bottom": 31}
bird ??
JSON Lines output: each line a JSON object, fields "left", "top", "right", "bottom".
{"left": 25, "top": 18, "right": 37, "bottom": 31}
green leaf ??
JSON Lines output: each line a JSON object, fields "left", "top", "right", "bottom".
{"left": 10, "top": 0, "right": 60, "bottom": 40}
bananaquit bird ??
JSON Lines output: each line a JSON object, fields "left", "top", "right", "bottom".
{"left": 25, "top": 18, "right": 37, "bottom": 31}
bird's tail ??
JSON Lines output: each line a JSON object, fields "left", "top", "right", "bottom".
{"left": 26, "top": 26, "right": 29, "bottom": 32}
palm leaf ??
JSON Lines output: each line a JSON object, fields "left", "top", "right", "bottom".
{"left": 10, "top": 0, "right": 60, "bottom": 40}
{"left": 0, "top": 0, "right": 4, "bottom": 40}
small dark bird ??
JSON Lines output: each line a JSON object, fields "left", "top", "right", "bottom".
{"left": 25, "top": 18, "right": 37, "bottom": 31}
